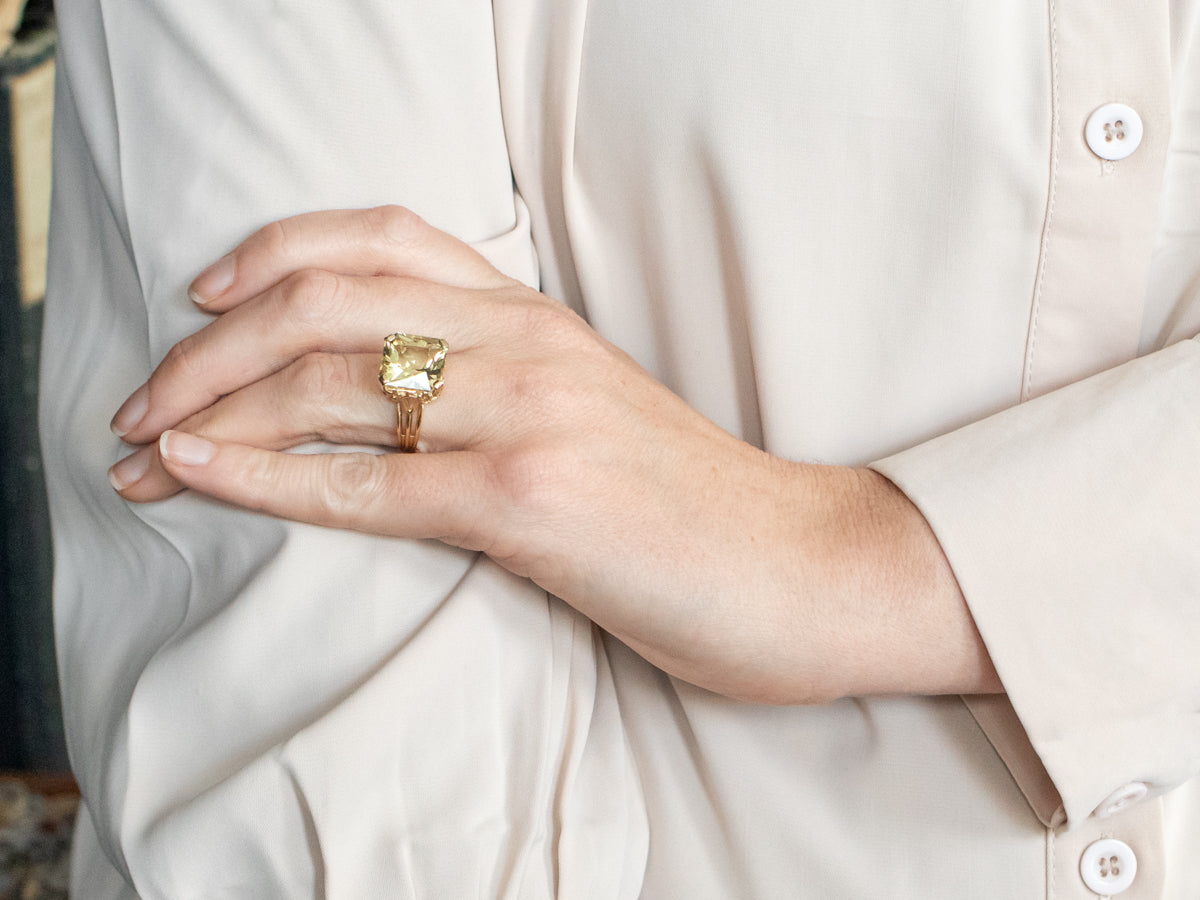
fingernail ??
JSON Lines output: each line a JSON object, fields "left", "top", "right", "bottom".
{"left": 111, "top": 383, "right": 149, "bottom": 437}
{"left": 108, "top": 449, "right": 150, "bottom": 491}
{"left": 159, "top": 430, "right": 215, "bottom": 466}
{"left": 189, "top": 253, "right": 235, "bottom": 305}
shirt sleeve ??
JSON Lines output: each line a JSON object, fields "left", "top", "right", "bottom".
{"left": 44, "top": 3, "right": 646, "bottom": 896}
{"left": 872, "top": 332, "right": 1200, "bottom": 828}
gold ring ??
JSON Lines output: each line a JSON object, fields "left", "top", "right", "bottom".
{"left": 378, "top": 333, "right": 448, "bottom": 451}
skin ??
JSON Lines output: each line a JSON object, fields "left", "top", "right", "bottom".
{"left": 108, "top": 205, "right": 1002, "bottom": 705}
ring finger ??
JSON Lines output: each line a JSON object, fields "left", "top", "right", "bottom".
{"left": 109, "top": 346, "right": 499, "bottom": 502}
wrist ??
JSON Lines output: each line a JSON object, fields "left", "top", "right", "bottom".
{"left": 773, "top": 462, "right": 1001, "bottom": 702}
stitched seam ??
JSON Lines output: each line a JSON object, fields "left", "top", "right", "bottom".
{"left": 1024, "top": 0, "right": 1061, "bottom": 401}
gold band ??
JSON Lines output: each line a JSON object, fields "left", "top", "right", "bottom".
{"left": 394, "top": 395, "right": 424, "bottom": 452}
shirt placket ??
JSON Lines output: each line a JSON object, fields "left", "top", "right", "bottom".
{"left": 1021, "top": 0, "right": 1172, "bottom": 400}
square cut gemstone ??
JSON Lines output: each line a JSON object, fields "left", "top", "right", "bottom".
{"left": 379, "top": 333, "right": 447, "bottom": 399}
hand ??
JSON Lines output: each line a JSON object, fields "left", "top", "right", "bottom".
{"left": 108, "top": 206, "right": 1000, "bottom": 703}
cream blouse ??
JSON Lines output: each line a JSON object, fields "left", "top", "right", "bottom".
{"left": 44, "top": 0, "right": 1200, "bottom": 897}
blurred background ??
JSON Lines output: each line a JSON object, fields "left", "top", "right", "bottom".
{"left": 0, "top": 0, "right": 61, "bottom": 776}
{"left": 0, "top": 2, "right": 77, "bottom": 897}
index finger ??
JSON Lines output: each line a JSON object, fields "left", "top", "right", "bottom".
{"left": 189, "top": 206, "right": 512, "bottom": 311}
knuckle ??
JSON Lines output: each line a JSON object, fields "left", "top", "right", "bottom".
{"left": 290, "top": 352, "right": 356, "bottom": 401}
{"left": 161, "top": 333, "right": 207, "bottom": 383}
{"left": 280, "top": 268, "right": 346, "bottom": 329}
{"left": 485, "top": 443, "right": 570, "bottom": 514}
{"left": 241, "top": 450, "right": 287, "bottom": 511}
{"left": 503, "top": 360, "right": 562, "bottom": 416}
{"left": 249, "top": 219, "right": 291, "bottom": 261}
{"left": 508, "top": 294, "right": 587, "bottom": 348}
{"left": 497, "top": 314, "right": 595, "bottom": 405}
{"left": 317, "top": 453, "right": 390, "bottom": 522}
{"left": 372, "top": 204, "right": 424, "bottom": 250}
{"left": 289, "top": 354, "right": 364, "bottom": 443}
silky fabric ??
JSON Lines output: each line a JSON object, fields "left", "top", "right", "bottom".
{"left": 43, "top": 1, "right": 1200, "bottom": 898}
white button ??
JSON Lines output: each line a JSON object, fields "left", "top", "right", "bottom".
{"left": 1080, "top": 838, "right": 1137, "bottom": 895}
{"left": 1085, "top": 103, "right": 1143, "bottom": 161}
{"left": 1094, "top": 782, "right": 1149, "bottom": 819}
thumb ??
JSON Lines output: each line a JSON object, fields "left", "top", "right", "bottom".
{"left": 157, "top": 431, "right": 493, "bottom": 546}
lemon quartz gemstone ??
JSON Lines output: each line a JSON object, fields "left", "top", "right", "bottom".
{"left": 379, "top": 333, "right": 448, "bottom": 399}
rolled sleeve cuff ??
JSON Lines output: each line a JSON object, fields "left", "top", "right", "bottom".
{"left": 871, "top": 339, "right": 1200, "bottom": 828}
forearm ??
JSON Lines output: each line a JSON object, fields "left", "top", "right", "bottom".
{"left": 633, "top": 453, "right": 1001, "bottom": 706}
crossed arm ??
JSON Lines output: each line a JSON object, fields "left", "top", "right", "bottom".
{"left": 106, "top": 205, "right": 1002, "bottom": 705}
